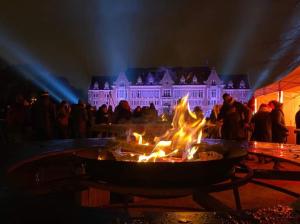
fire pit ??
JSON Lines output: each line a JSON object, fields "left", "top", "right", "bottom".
{"left": 77, "top": 95, "right": 247, "bottom": 189}
{"left": 77, "top": 142, "right": 247, "bottom": 188}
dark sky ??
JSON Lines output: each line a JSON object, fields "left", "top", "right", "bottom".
{"left": 0, "top": 0, "right": 299, "bottom": 94}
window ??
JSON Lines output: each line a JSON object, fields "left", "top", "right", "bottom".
{"left": 137, "top": 76, "right": 143, "bottom": 85}
{"left": 192, "top": 75, "right": 197, "bottom": 84}
{"left": 163, "top": 89, "right": 171, "bottom": 97}
{"left": 199, "top": 90, "right": 204, "bottom": 98}
{"left": 211, "top": 90, "right": 216, "bottom": 98}
{"left": 211, "top": 80, "right": 216, "bottom": 86}
{"left": 118, "top": 89, "right": 126, "bottom": 98}
{"left": 228, "top": 81, "right": 233, "bottom": 88}
{"left": 240, "top": 80, "right": 246, "bottom": 89}
{"left": 192, "top": 90, "right": 198, "bottom": 98}
{"left": 93, "top": 82, "right": 99, "bottom": 90}
{"left": 104, "top": 82, "right": 109, "bottom": 90}
{"left": 180, "top": 75, "right": 185, "bottom": 84}
{"left": 137, "top": 90, "right": 141, "bottom": 98}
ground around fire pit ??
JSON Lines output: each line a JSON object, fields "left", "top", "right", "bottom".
{"left": 1, "top": 139, "right": 300, "bottom": 223}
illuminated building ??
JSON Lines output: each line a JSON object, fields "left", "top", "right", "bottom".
{"left": 88, "top": 67, "right": 251, "bottom": 115}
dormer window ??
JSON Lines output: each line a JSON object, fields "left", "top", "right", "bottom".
{"left": 211, "top": 80, "right": 216, "bottom": 86}
{"left": 119, "top": 81, "right": 125, "bottom": 87}
{"left": 147, "top": 73, "right": 154, "bottom": 85}
{"left": 192, "top": 75, "right": 198, "bottom": 84}
{"left": 228, "top": 81, "right": 233, "bottom": 88}
{"left": 180, "top": 75, "right": 185, "bottom": 84}
{"left": 104, "top": 81, "right": 109, "bottom": 90}
{"left": 137, "top": 76, "right": 143, "bottom": 85}
{"left": 240, "top": 80, "right": 246, "bottom": 89}
{"left": 93, "top": 81, "right": 99, "bottom": 90}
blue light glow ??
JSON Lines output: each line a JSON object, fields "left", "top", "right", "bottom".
{"left": 97, "top": 1, "right": 142, "bottom": 76}
{"left": 252, "top": 7, "right": 300, "bottom": 92}
{"left": 0, "top": 31, "right": 78, "bottom": 103}
{"left": 221, "top": 1, "right": 267, "bottom": 76}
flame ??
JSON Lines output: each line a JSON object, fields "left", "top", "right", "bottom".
{"left": 137, "top": 95, "right": 206, "bottom": 162}
{"left": 161, "top": 113, "right": 168, "bottom": 122}
{"left": 133, "top": 132, "right": 149, "bottom": 146}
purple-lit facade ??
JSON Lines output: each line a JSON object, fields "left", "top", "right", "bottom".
{"left": 88, "top": 67, "right": 251, "bottom": 116}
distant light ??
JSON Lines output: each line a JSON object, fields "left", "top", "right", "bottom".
{"left": 0, "top": 31, "right": 79, "bottom": 103}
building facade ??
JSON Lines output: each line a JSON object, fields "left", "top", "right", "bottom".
{"left": 88, "top": 67, "right": 251, "bottom": 116}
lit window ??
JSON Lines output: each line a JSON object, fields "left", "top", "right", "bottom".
{"left": 228, "top": 81, "right": 233, "bottom": 88}
{"left": 163, "top": 89, "right": 171, "bottom": 97}
{"left": 137, "top": 76, "right": 143, "bottom": 85}
{"left": 180, "top": 75, "right": 185, "bottom": 84}
{"left": 211, "top": 90, "right": 216, "bottom": 98}
{"left": 192, "top": 75, "right": 198, "bottom": 84}
{"left": 199, "top": 90, "right": 204, "bottom": 98}
{"left": 240, "top": 80, "right": 246, "bottom": 89}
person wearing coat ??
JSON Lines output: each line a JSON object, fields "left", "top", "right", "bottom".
{"left": 271, "top": 102, "right": 288, "bottom": 143}
{"left": 251, "top": 104, "right": 272, "bottom": 142}
{"left": 218, "top": 93, "right": 251, "bottom": 141}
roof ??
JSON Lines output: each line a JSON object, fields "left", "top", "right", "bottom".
{"left": 255, "top": 66, "right": 300, "bottom": 97}
{"left": 89, "top": 66, "right": 250, "bottom": 89}
{"left": 89, "top": 75, "right": 117, "bottom": 90}
{"left": 125, "top": 66, "right": 211, "bottom": 85}
{"left": 220, "top": 74, "right": 250, "bottom": 89}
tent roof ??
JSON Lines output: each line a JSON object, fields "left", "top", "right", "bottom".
{"left": 255, "top": 66, "right": 300, "bottom": 97}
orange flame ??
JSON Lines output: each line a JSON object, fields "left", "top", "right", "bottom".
{"left": 132, "top": 132, "right": 149, "bottom": 146}
{"left": 136, "top": 95, "right": 206, "bottom": 162}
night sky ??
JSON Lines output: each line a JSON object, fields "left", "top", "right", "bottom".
{"left": 0, "top": 0, "right": 299, "bottom": 96}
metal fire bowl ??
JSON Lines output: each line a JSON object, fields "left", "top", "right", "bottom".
{"left": 78, "top": 141, "right": 248, "bottom": 188}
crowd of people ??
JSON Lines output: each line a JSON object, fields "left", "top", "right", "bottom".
{"left": 2, "top": 92, "right": 162, "bottom": 142}
{"left": 1, "top": 91, "right": 291, "bottom": 147}
{"left": 207, "top": 93, "right": 289, "bottom": 144}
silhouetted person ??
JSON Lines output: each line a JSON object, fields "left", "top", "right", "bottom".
{"left": 251, "top": 104, "right": 272, "bottom": 142}
{"left": 107, "top": 105, "right": 113, "bottom": 123}
{"left": 113, "top": 100, "right": 131, "bottom": 123}
{"left": 6, "top": 94, "right": 30, "bottom": 142}
{"left": 132, "top": 106, "right": 143, "bottom": 123}
{"left": 56, "top": 100, "right": 71, "bottom": 139}
{"left": 218, "top": 93, "right": 251, "bottom": 141}
{"left": 95, "top": 104, "right": 109, "bottom": 124}
{"left": 70, "top": 100, "right": 88, "bottom": 138}
{"left": 271, "top": 102, "right": 288, "bottom": 143}
{"left": 296, "top": 106, "right": 300, "bottom": 144}
{"left": 32, "top": 92, "right": 56, "bottom": 140}
{"left": 209, "top": 104, "right": 221, "bottom": 123}
{"left": 149, "top": 103, "right": 158, "bottom": 121}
